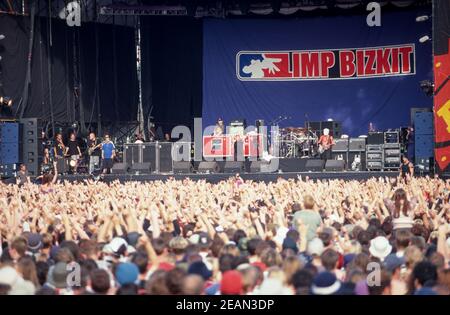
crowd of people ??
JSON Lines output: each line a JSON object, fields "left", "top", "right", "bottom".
{"left": 0, "top": 174, "right": 449, "bottom": 295}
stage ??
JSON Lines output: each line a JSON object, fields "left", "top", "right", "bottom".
{"left": 55, "top": 171, "right": 399, "bottom": 184}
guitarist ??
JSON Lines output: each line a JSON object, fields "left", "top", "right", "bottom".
{"left": 87, "top": 131, "right": 102, "bottom": 174}
{"left": 317, "top": 128, "right": 335, "bottom": 164}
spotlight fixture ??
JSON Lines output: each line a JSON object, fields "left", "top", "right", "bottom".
{"left": 420, "top": 80, "right": 434, "bottom": 97}
{"left": 0, "top": 96, "right": 13, "bottom": 107}
{"left": 419, "top": 35, "right": 431, "bottom": 43}
{"left": 415, "top": 15, "right": 430, "bottom": 22}
{"left": 0, "top": 34, "right": 5, "bottom": 40}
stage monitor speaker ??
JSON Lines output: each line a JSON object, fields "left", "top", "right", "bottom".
{"left": 111, "top": 163, "right": 129, "bottom": 174}
{"left": 173, "top": 161, "right": 193, "bottom": 174}
{"left": 367, "top": 132, "right": 384, "bottom": 145}
{"left": 331, "top": 153, "right": 348, "bottom": 167}
{"left": 325, "top": 160, "right": 346, "bottom": 172}
{"left": 349, "top": 138, "right": 366, "bottom": 151}
{"left": 197, "top": 161, "right": 220, "bottom": 174}
{"left": 279, "top": 158, "right": 308, "bottom": 172}
{"left": 223, "top": 161, "right": 244, "bottom": 173}
{"left": 305, "top": 159, "right": 325, "bottom": 172}
{"left": 129, "top": 162, "right": 152, "bottom": 174}
{"left": 249, "top": 161, "right": 273, "bottom": 173}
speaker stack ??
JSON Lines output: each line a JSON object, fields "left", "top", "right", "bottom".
{"left": 331, "top": 138, "right": 349, "bottom": 170}
{"left": 20, "top": 118, "right": 43, "bottom": 176}
{"left": 413, "top": 111, "right": 434, "bottom": 173}
{"left": 348, "top": 138, "right": 366, "bottom": 171}
{"left": 0, "top": 121, "right": 20, "bottom": 178}
{"left": 307, "top": 121, "right": 342, "bottom": 138}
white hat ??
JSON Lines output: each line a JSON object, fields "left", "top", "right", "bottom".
{"left": 258, "top": 278, "right": 292, "bottom": 295}
{"left": 103, "top": 237, "right": 132, "bottom": 257}
{"left": 0, "top": 266, "right": 35, "bottom": 295}
{"left": 189, "top": 234, "right": 200, "bottom": 244}
{"left": 369, "top": 236, "right": 392, "bottom": 260}
{"left": 0, "top": 266, "right": 19, "bottom": 287}
{"left": 307, "top": 238, "right": 324, "bottom": 256}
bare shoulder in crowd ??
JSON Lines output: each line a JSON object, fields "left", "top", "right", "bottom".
{"left": 0, "top": 175, "right": 449, "bottom": 295}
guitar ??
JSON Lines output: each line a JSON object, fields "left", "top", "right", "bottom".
{"left": 88, "top": 142, "right": 103, "bottom": 155}
{"left": 318, "top": 143, "right": 331, "bottom": 154}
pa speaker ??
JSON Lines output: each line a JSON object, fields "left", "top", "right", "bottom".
{"left": 111, "top": 163, "right": 129, "bottom": 174}
{"left": 249, "top": 161, "right": 273, "bottom": 173}
{"left": 173, "top": 161, "right": 193, "bottom": 174}
{"left": 20, "top": 118, "right": 43, "bottom": 176}
{"left": 197, "top": 161, "right": 220, "bottom": 174}
{"left": 129, "top": 162, "right": 152, "bottom": 174}
{"left": 223, "top": 161, "right": 244, "bottom": 173}
{"left": 279, "top": 158, "right": 308, "bottom": 172}
{"left": 305, "top": 159, "right": 324, "bottom": 172}
{"left": 325, "top": 160, "right": 346, "bottom": 172}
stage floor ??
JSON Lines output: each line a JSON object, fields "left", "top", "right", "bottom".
{"left": 57, "top": 171, "right": 399, "bottom": 183}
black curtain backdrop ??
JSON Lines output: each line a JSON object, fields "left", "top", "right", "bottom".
{"left": 0, "top": 14, "right": 138, "bottom": 126}
{"left": 140, "top": 17, "right": 202, "bottom": 135}
{"left": 0, "top": 15, "right": 30, "bottom": 116}
{"left": 0, "top": 14, "right": 201, "bottom": 133}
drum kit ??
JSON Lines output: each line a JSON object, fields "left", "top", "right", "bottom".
{"left": 274, "top": 127, "right": 318, "bottom": 158}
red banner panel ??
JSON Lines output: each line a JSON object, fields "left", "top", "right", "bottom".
{"left": 434, "top": 43, "right": 450, "bottom": 172}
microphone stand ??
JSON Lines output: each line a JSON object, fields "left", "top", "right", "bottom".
{"left": 304, "top": 114, "right": 313, "bottom": 158}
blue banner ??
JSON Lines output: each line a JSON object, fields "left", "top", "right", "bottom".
{"left": 203, "top": 10, "right": 432, "bottom": 136}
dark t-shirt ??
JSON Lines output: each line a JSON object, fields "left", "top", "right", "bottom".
{"left": 67, "top": 140, "right": 79, "bottom": 156}
{"left": 16, "top": 170, "right": 28, "bottom": 185}
{"left": 54, "top": 143, "right": 65, "bottom": 158}
{"left": 87, "top": 138, "right": 101, "bottom": 157}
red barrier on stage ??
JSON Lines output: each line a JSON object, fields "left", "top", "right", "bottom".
{"left": 203, "top": 134, "right": 264, "bottom": 158}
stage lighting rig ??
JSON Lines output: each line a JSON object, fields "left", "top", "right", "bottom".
{"left": 0, "top": 96, "right": 13, "bottom": 107}
{"left": 419, "top": 35, "right": 431, "bottom": 43}
{"left": 420, "top": 80, "right": 434, "bottom": 97}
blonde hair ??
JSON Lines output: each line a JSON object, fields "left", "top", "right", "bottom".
{"left": 303, "top": 195, "right": 315, "bottom": 210}
{"left": 404, "top": 245, "right": 423, "bottom": 269}
{"left": 267, "top": 266, "right": 287, "bottom": 284}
